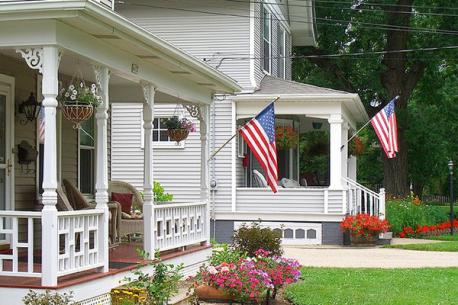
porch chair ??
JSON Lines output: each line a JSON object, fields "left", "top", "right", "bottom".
{"left": 252, "top": 170, "right": 268, "bottom": 188}
{"left": 61, "top": 179, "right": 121, "bottom": 242}
{"left": 108, "top": 180, "right": 145, "bottom": 240}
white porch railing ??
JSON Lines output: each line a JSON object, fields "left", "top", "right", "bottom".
{"left": 343, "top": 178, "right": 386, "bottom": 219}
{"left": 152, "top": 202, "right": 208, "bottom": 252}
{"left": 0, "top": 211, "right": 42, "bottom": 278}
{"left": 57, "top": 210, "right": 105, "bottom": 276}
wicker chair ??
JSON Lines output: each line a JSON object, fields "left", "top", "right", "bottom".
{"left": 62, "top": 179, "right": 121, "bottom": 242}
{"left": 108, "top": 180, "right": 144, "bottom": 240}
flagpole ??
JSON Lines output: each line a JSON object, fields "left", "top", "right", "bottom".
{"left": 208, "top": 96, "right": 280, "bottom": 162}
{"left": 342, "top": 95, "right": 400, "bottom": 150}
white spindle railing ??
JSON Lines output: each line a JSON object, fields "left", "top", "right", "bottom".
{"left": 0, "top": 211, "right": 41, "bottom": 278}
{"left": 57, "top": 210, "right": 104, "bottom": 276}
{"left": 343, "top": 178, "right": 385, "bottom": 218}
{"left": 152, "top": 202, "right": 208, "bottom": 252}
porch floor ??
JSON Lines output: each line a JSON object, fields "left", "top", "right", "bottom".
{"left": 0, "top": 243, "right": 209, "bottom": 289}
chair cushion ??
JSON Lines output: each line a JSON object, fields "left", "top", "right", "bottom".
{"left": 280, "top": 178, "right": 301, "bottom": 188}
{"left": 111, "top": 192, "right": 134, "bottom": 214}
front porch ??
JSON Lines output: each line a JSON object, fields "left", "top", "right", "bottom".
{"left": 0, "top": 0, "right": 239, "bottom": 296}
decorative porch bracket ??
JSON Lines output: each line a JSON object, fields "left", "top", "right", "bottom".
{"left": 141, "top": 81, "right": 156, "bottom": 259}
{"left": 16, "top": 48, "right": 63, "bottom": 74}
{"left": 92, "top": 65, "right": 110, "bottom": 273}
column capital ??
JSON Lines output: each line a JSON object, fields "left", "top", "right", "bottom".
{"left": 328, "top": 114, "right": 343, "bottom": 124}
{"left": 140, "top": 81, "right": 156, "bottom": 104}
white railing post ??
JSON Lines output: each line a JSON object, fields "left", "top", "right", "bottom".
{"left": 40, "top": 46, "right": 60, "bottom": 286}
{"left": 93, "top": 65, "right": 110, "bottom": 273}
{"left": 329, "top": 114, "right": 343, "bottom": 189}
{"left": 141, "top": 82, "right": 155, "bottom": 259}
{"left": 379, "top": 188, "right": 386, "bottom": 219}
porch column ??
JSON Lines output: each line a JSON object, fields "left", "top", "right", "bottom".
{"left": 41, "top": 46, "right": 60, "bottom": 286}
{"left": 141, "top": 82, "right": 155, "bottom": 259}
{"left": 93, "top": 65, "right": 110, "bottom": 272}
{"left": 200, "top": 105, "right": 210, "bottom": 201}
{"left": 199, "top": 105, "right": 211, "bottom": 244}
{"left": 341, "top": 122, "right": 349, "bottom": 179}
{"left": 329, "top": 114, "right": 343, "bottom": 189}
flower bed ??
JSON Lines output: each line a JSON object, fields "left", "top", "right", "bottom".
{"left": 399, "top": 219, "right": 458, "bottom": 238}
{"left": 192, "top": 248, "right": 301, "bottom": 304}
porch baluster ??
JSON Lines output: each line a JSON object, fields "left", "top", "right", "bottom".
{"left": 93, "top": 65, "right": 110, "bottom": 273}
{"left": 40, "top": 46, "right": 60, "bottom": 286}
{"left": 142, "top": 82, "right": 155, "bottom": 259}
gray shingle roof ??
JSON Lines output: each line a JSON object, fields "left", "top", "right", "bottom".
{"left": 254, "top": 75, "right": 353, "bottom": 96}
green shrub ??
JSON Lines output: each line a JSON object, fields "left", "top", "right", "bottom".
{"left": 232, "top": 222, "right": 283, "bottom": 257}
{"left": 210, "top": 244, "right": 247, "bottom": 265}
{"left": 23, "top": 290, "right": 76, "bottom": 305}
{"left": 153, "top": 181, "right": 173, "bottom": 202}
{"left": 386, "top": 199, "right": 449, "bottom": 234}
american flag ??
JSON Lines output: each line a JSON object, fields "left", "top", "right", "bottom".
{"left": 37, "top": 108, "right": 45, "bottom": 144}
{"left": 240, "top": 101, "right": 278, "bottom": 193}
{"left": 371, "top": 97, "right": 399, "bottom": 158}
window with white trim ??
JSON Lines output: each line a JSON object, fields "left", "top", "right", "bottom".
{"left": 262, "top": 5, "right": 272, "bottom": 74}
{"left": 278, "top": 26, "right": 286, "bottom": 79}
{"left": 153, "top": 117, "right": 173, "bottom": 143}
{"left": 79, "top": 117, "right": 95, "bottom": 194}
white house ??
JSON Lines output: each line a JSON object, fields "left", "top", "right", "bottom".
{"left": 112, "top": 0, "right": 385, "bottom": 246}
{"left": 0, "top": 0, "right": 240, "bottom": 304}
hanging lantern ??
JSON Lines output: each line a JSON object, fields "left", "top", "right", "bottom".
{"left": 19, "top": 93, "right": 41, "bottom": 125}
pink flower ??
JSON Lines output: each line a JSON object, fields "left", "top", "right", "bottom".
{"left": 207, "top": 266, "right": 217, "bottom": 275}
{"left": 221, "top": 266, "right": 229, "bottom": 273}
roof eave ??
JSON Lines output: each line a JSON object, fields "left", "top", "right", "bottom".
{"left": 0, "top": 0, "right": 241, "bottom": 94}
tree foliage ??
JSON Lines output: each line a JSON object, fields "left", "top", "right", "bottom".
{"left": 293, "top": 0, "right": 458, "bottom": 196}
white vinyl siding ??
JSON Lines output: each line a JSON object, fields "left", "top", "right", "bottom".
{"left": 110, "top": 103, "right": 201, "bottom": 202}
{"left": 116, "top": 0, "right": 251, "bottom": 89}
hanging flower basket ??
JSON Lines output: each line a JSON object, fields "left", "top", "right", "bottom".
{"left": 163, "top": 116, "right": 196, "bottom": 144}
{"left": 349, "top": 136, "right": 365, "bottom": 156}
{"left": 58, "top": 82, "right": 101, "bottom": 128}
{"left": 61, "top": 104, "right": 94, "bottom": 128}
{"left": 276, "top": 126, "right": 299, "bottom": 150}
{"left": 167, "top": 128, "right": 189, "bottom": 143}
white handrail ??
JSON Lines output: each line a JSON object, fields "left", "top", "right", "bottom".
{"left": 343, "top": 177, "right": 379, "bottom": 197}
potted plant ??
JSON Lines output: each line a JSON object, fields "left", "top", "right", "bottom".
{"left": 163, "top": 116, "right": 196, "bottom": 143}
{"left": 59, "top": 82, "right": 101, "bottom": 128}
{"left": 341, "top": 213, "right": 390, "bottom": 246}
{"left": 275, "top": 126, "right": 298, "bottom": 150}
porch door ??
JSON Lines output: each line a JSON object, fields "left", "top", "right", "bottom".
{"left": 0, "top": 75, "right": 14, "bottom": 243}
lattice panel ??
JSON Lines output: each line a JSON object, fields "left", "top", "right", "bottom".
{"left": 78, "top": 293, "right": 111, "bottom": 305}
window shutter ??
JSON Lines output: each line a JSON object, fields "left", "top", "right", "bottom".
{"left": 260, "top": 4, "right": 264, "bottom": 72}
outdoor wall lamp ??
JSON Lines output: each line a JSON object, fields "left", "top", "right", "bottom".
{"left": 19, "top": 92, "right": 41, "bottom": 125}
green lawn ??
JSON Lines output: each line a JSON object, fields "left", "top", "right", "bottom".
{"left": 285, "top": 268, "right": 458, "bottom": 305}
{"left": 427, "top": 234, "right": 458, "bottom": 241}
{"left": 384, "top": 241, "right": 458, "bottom": 252}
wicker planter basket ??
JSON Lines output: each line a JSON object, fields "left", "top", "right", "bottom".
{"left": 61, "top": 104, "right": 94, "bottom": 128}
{"left": 167, "top": 128, "right": 189, "bottom": 143}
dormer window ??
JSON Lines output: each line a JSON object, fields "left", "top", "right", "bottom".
{"left": 262, "top": 5, "right": 272, "bottom": 74}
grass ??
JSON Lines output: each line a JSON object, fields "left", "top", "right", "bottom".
{"left": 385, "top": 241, "right": 458, "bottom": 252}
{"left": 427, "top": 234, "right": 458, "bottom": 241}
{"left": 285, "top": 268, "right": 458, "bottom": 305}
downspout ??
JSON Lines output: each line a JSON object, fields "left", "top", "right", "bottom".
{"left": 210, "top": 95, "right": 221, "bottom": 240}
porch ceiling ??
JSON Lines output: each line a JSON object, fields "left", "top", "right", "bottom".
{"left": 0, "top": 0, "right": 241, "bottom": 104}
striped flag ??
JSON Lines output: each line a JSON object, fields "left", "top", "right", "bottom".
{"left": 240, "top": 101, "right": 278, "bottom": 193}
{"left": 371, "top": 98, "right": 399, "bottom": 158}
{"left": 37, "top": 108, "right": 45, "bottom": 144}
